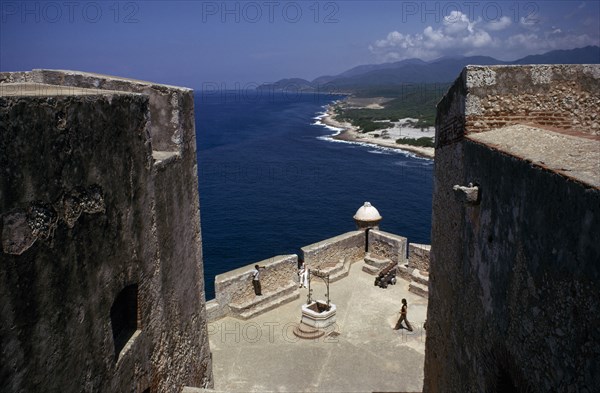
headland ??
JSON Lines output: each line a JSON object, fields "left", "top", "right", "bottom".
{"left": 316, "top": 97, "right": 435, "bottom": 159}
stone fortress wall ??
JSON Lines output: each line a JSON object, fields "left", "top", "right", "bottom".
{"left": 0, "top": 71, "right": 212, "bottom": 393}
{"left": 207, "top": 227, "right": 431, "bottom": 323}
{"left": 368, "top": 229, "right": 407, "bottom": 264}
{"left": 462, "top": 65, "right": 600, "bottom": 136}
{"left": 5, "top": 65, "right": 597, "bottom": 393}
{"left": 206, "top": 254, "right": 299, "bottom": 321}
{"left": 424, "top": 64, "right": 600, "bottom": 392}
{"left": 408, "top": 243, "right": 431, "bottom": 273}
{"left": 302, "top": 231, "right": 366, "bottom": 273}
{"left": 0, "top": 69, "right": 433, "bottom": 393}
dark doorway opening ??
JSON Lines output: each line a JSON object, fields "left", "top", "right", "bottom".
{"left": 110, "top": 283, "right": 138, "bottom": 359}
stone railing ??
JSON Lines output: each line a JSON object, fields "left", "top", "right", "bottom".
{"left": 368, "top": 229, "right": 408, "bottom": 264}
{"left": 408, "top": 243, "right": 430, "bottom": 272}
{"left": 207, "top": 254, "right": 299, "bottom": 321}
{"left": 301, "top": 231, "right": 365, "bottom": 273}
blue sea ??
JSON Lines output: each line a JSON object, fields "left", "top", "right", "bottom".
{"left": 195, "top": 91, "right": 433, "bottom": 299}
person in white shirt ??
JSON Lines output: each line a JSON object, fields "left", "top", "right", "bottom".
{"left": 251, "top": 264, "right": 266, "bottom": 296}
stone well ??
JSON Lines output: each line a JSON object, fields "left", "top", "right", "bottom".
{"left": 301, "top": 301, "right": 337, "bottom": 329}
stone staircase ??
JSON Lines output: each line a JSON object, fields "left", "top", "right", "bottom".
{"left": 362, "top": 252, "right": 392, "bottom": 275}
{"left": 409, "top": 281, "right": 429, "bottom": 297}
{"left": 408, "top": 269, "right": 429, "bottom": 297}
{"left": 410, "top": 268, "right": 429, "bottom": 285}
{"left": 315, "top": 257, "right": 354, "bottom": 283}
{"left": 292, "top": 322, "right": 325, "bottom": 339}
{"left": 229, "top": 282, "right": 300, "bottom": 320}
{"left": 397, "top": 261, "right": 412, "bottom": 280}
{"left": 398, "top": 262, "right": 429, "bottom": 298}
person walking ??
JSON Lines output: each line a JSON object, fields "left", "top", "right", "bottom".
{"left": 394, "top": 298, "right": 413, "bottom": 331}
{"left": 251, "top": 264, "right": 266, "bottom": 296}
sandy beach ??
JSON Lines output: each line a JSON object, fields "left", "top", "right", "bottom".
{"left": 318, "top": 101, "right": 435, "bottom": 159}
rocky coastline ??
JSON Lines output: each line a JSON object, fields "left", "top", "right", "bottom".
{"left": 319, "top": 102, "right": 435, "bottom": 159}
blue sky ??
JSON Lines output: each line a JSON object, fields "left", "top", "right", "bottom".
{"left": 1, "top": 1, "right": 598, "bottom": 88}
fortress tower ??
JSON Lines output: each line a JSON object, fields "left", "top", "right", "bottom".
{"left": 0, "top": 70, "right": 213, "bottom": 393}
{"left": 353, "top": 201, "right": 382, "bottom": 231}
{"left": 424, "top": 64, "right": 600, "bottom": 392}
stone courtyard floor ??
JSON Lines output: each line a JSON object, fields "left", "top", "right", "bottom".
{"left": 208, "top": 261, "right": 428, "bottom": 392}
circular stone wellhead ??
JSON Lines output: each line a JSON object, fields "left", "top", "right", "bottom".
{"left": 353, "top": 201, "right": 382, "bottom": 230}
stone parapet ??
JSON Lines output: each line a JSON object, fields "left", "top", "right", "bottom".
{"left": 368, "top": 229, "right": 407, "bottom": 264}
{"left": 436, "top": 64, "right": 600, "bottom": 149}
{"left": 301, "top": 231, "right": 366, "bottom": 271}
{"left": 211, "top": 255, "right": 299, "bottom": 321}
{"left": 408, "top": 243, "right": 431, "bottom": 272}
{"left": 0, "top": 69, "right": 195, "bottom": 153}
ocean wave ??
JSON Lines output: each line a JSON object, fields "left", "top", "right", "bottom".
{"left": 394, "top": 159, "right": 433, "bottom": 167}
{"left": 310, "top": 106, "right": 433, "bottom": 160}
{"left": 312, "top": 120, "right": 344, "bottom": 135}
{"left": 368, "top": 149, "right": 392, "bottom": 155}
{"left": 316, "top": 134, "right": 423, "bottom": 158}
{"left": 312, "top": 111, "right": 327, "bottom": 121}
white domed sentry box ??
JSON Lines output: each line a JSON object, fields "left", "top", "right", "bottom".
{"left": 353, "top": 201, "right": 382, "bottom": 231}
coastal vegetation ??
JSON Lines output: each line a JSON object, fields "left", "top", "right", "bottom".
{"left": 261, "top": 47, "right": 600, "bottom": 143}
{"left": 333, "top": 83, "right": 449, "bottom": 132}
{"left": 396, "top": 137, "right": 435, "bottom": 148}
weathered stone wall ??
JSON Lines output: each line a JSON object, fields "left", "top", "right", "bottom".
{"left": 463, "top": 64, "right": 600, "bottom": 137}
{"left": 408, "top": 243, "right": 430, "bottom": 272}
{"left": 211, "top": 254, "right": 298, "bottom": 319}
{"left": 437, "top": 65, "right": 600, "bottom": 150}
{"left": 0, "top": 69, "right": 188, "bottom": 152}
{"left": 149, "top": 86, "right": 212, "bottom": 390}
{"left": 368, "top": 229, "right": 407, "bottom": 264}
{"left": 0, "top": 72, "right": 212, "bottom": 393}
{"left": 424, "top": 65, "right": 600, "bottom": 392}
{"left": 301, "top": 231, "right": 365, "bottom": 271}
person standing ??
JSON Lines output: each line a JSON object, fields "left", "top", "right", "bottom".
{"left": 251, "top": 264, "right": 266, "bottom": 296}
{"left": 394, "top": 298, "right": 413, "bottom": 331}
{"left": 298, "top": 263, "right": 308, "bottom": 288}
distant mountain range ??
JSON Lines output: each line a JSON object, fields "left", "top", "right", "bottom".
{"left": 259, "top": 46, "right": 600, "bottom": 93}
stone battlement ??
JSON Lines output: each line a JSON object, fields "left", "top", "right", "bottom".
{"left": 425, "top": 64, "right": 600, "bottom": 392}
{"left": 0, "top": 69, "right": 196, "bottom": 156}
{"left": 436, "top": 64, "right": 600, "bottom": 149}
{"left": 207, "top": 228, "right": 430, "bottom": 322}
{"left": 0, "top": 71, "right": 211, "bottom": 393}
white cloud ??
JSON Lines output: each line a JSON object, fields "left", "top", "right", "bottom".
{"left": 369, "top": 11, "right": 498, "bottom": 61}
{"left": 486, "top": 16, "right": 512, "bottom": 31}
{"left": 443, "top": 11, "right": 474, "bottom": 34}
{"left": 369, "top": 10, "right": 598, "bottom": 62}
{"left": 519, "top": 14, "right": 542, "bottom": 32}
